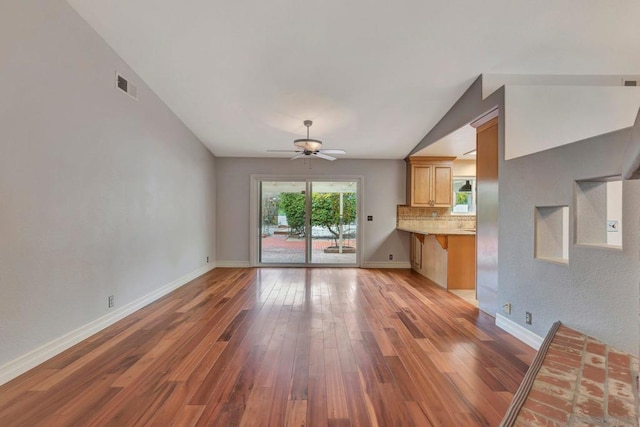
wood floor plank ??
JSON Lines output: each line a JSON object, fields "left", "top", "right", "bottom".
{"left": 341, "top": 372, "right": 372, "bottom": 427}
{"left": 324, "top": 348, "right": 349, "bottom": 420}
{"left": 285, "top": 399, "right": 307, "bottom": 426}
{"left": 0, "top": 268, "right": 535, "bottom": 427}
{"left": 170, "top": 405, "right": 205, "bottom": 427}
{"left": 289, "top": 321, "right": 311, "bottom": 400}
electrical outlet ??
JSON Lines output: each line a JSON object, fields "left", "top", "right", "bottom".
{"left": 503, "top": 303, "right": 511, "bottom": 315}
{"left": 526, "top": 312, "right": 532, "bottom": 325}
{"left": 389, "top": 254, "right": 393, "bottom": 260}
{"left": 108, "top": 295, "right": 114, "bottom": 308}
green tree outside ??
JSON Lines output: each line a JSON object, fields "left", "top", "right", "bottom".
{"left": 279, "top": 192, "right": 306, "bottom": 235}
{"left": 456, "top": 192, "right": 468, "bottom": 205}
{"left": 312, "top": 193, "right": 356, "bottom": 246}
{"left": 278, "top": 192, "right": 357, "bottom": 245}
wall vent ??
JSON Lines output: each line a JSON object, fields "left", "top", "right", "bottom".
{"left": 115, "top": 72, "right": 138, "bottom": 100}
{"left": 622, "top": 78, "right": 638, "bottom": 87}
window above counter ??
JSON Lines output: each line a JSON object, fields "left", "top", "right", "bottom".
{"left": 452, "top": 177, "right": 476, "bottom": 215}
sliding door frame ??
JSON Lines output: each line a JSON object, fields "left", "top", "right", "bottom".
{"left": 249, "top": 174, "right": 363, "bottom": 267}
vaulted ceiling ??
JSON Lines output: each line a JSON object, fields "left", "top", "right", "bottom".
{"left": 66, "top": 0, "right": 640, "bottom": 159}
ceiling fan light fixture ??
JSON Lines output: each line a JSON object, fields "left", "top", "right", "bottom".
{"left": 265, "top": 119, "right": 344, "bottom": 160}
{"left": 293, "top": 120, "right": 323, "bottom": 152}
{"left": 294, "top": 138, "right": 323, "bottom": 151}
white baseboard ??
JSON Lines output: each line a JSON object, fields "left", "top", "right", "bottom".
{"left": 495, "top": 313, "right": 544, "bottom": 350}
{"left": 0, "top": 263, "right": 216, "bottom": 386}
{"left": 215, "top": 261, "right": 252, "bottom": 268}
{"left": 361, "top": 262, "right": 412, "bottom": 269}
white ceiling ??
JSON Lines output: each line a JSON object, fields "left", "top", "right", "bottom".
{"left": 414, "top": 125, "right": 476, "bottom": 158}
{"left": 66, "top": 0, "right": 640, "bottom": 159}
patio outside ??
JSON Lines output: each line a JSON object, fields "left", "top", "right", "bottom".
{"left": 260, "top": 180, "right": 358, "bottom": 265}
{"left": 261, "top": 232, "right": 357, "bottom": 264}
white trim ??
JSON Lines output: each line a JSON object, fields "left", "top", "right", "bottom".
{"left": 361, "top": 262, "right": 412, "bottom": 269}
{"left": 249, "top": 175, "right": 259, "bottom": 266}
{"left": 0, "top": 264, "right": 215, "bottom": 386}
{"left": 215, "top": 261, "right": 252, "bottom": 268}
{"left": 470, "top": 107, "right": 499, "bottom": 128}
{"left": 495, "top": 313, "right": 544, "bottom": 350}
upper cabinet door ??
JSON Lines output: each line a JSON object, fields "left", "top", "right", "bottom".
{"left": 412, "top": 164, "right": 432, "bottom": 206}
{"left": 406, "top": 157, "right": 454, "bottom": 207}
{"left": 432, "top": 165, "right": 452, "bottom": 206}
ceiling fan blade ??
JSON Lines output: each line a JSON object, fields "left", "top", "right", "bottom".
{"left": 318, "top": 149, "right": 346, "bottom": 154}
{"left": 313, "top": 152, "right": 336, "bottom": 161}
{"left": 290, "top": 153, "right": 306, "bottom": 160}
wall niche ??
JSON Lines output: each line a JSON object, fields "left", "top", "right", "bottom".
{"left": 535, "top": 205, "right": 569, "bottom": 264}
{"left": 575, "top": 177, "right": 623, "bottom": 249}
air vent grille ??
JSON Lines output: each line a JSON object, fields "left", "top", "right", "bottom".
{"left": 115, "top": 72, "right": 138, "bottom": 100}
{"left": 622, "top": 77, "right": 638, "bottom": 87}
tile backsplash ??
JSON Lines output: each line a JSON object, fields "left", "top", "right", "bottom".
{"left": 397, "top": 205, "right": 476, "bottom": 230}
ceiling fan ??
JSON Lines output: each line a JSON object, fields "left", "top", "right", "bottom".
{"left": 268, "top": 120, "right": 346, "bottom": 161}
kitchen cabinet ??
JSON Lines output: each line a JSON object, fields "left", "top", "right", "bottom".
{"left": 406, "top": 157, "right": 454, "bottom": 207}
{"left": 409, "top": 232, "right": 476, "bottom": 290}
{"left": 446, "top": 235, "right": 476, "bottom": 290}
{"left": 410, "top": 233, "right": 424, "bottom": 269}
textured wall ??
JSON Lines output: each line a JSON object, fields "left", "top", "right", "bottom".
{"left": 215, "top": 158, "right": 408, "bottom": 266}
{"left": 500, "top": 129, "right": 639, "bottom": 354}
{"left": 409, "top": 76, "right": 640, "bottom": 353}
{"left": 0, "top": 0, "right": 216, "bottom": 367}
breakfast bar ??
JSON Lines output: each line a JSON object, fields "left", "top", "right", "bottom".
{"left": 397, "top": 225, "right": 476, "bottom": 290}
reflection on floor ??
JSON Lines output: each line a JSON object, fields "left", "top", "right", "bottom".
{"left": 0, "top": 268, "right": 535, "bottom": 426}
{"left": 449, "top": 289, "right": 478, "bottom": 307}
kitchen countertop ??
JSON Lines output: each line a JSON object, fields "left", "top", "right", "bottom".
{"left": 396, "top": 226, "right": 476, "bottom": 236}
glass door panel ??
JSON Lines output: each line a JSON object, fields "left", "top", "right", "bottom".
{"left": 259, "top": 181, "right": 307, "bottom": 264}
{"left": 310, "top": 181, "right": 358, "bottom": 265}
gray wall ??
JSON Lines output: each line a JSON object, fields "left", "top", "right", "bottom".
{"left": 500, "top": 129, "right": 639, "bottom": 354}
{"left": 0, "top": 0, "right": 216, "bottom": 367}
{"left": 409, "top": 75, "right": 639, "bottom": 354}
{"left": 216, "top": 158, "right": 408, "bottom": 265}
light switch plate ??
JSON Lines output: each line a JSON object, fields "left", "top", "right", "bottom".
{"left": 607, "top": 220, "right": 619, "bottom": 232}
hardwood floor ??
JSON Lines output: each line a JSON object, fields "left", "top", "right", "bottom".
{"left": 0, "top": 268, "right": 535, "bottom": 426}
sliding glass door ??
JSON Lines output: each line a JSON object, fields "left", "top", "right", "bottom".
{"left": 258, "top": 179, "right": 359, "bottom": 266}
{"left": 309, "top": 181, "right": 357, "bottom": 265}
{"left": 259, "top": 181, "right": 306, "bottom": 264}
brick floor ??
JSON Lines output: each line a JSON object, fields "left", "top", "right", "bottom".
{"left": 260, "top": 234, "right": 357, "bottom": 264}
{"left": 514, "top": 325, "right": 639, "bottom": 426}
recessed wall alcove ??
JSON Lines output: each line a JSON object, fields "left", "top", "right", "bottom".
{"left": 534, "top": 205, "right": 569, "bottom": 264}
{"left": 575, "top": 177, "right": 623, "bottom": 249}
